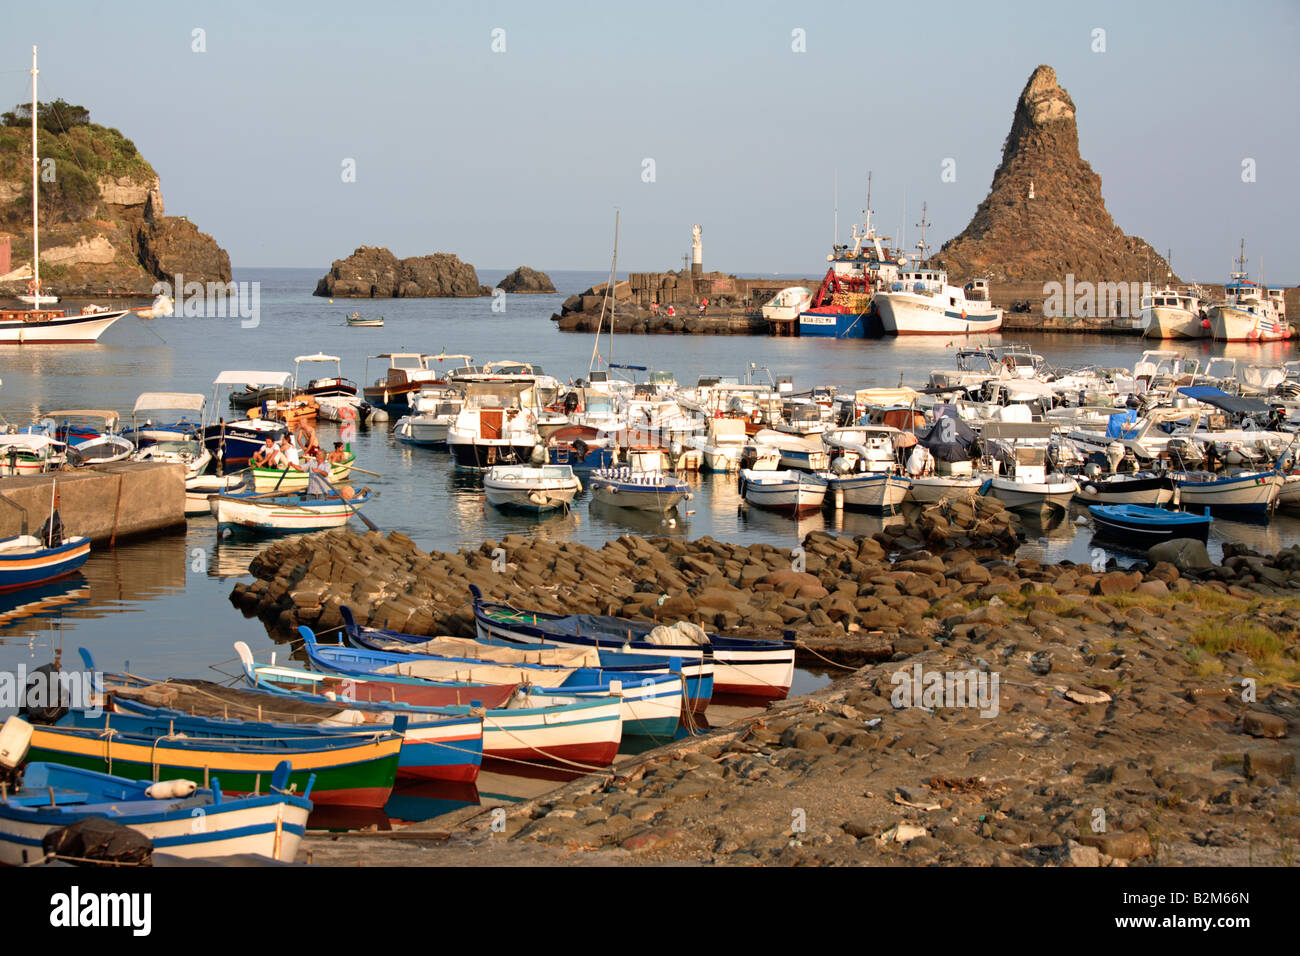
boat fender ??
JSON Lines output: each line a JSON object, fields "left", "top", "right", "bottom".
{"left": 146, "top": 779, "right": 198, "bottom": 799}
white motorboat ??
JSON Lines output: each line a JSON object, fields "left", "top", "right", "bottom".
{"left": 687, "top": 417, "right": 750, "bottom": 472}
{"left": 760, "top": 286, "right": 813, "bottom": 323}
{"left": 483, "top": 464, "right": 581, "bottom": 513}
{"left": 751, "top": 428, "right": 828, "bottom": 471}
{"left": 588, "top": 469, "right": 691, "bottom": 512}
{"left": 739, "top": 469, "right": 827, "bottom": 514}
{"left": 447, "top": 381, "right": 542, "bottom": 469}
{"left": 984, "top": 421, "right": 1078, "bottom": 514}
{"left": 132, "top": 437, "right": 212, "bottom": 480}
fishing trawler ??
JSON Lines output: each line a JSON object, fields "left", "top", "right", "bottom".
{"left": 1207, "top": 243, "right": 1290, "bottom": 342}
{"left": 873, "top": 206, "right": 1003, "bottom": 335}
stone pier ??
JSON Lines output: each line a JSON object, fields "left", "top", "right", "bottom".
{"left": 0, "top": 461, "right": 186, "bottom": 545}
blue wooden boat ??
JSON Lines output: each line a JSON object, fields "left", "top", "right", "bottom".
{"left": 0, "top": 758, "right": 312, "bottom": 865}
{"left": 1088, "top": 504, "right": 1211, "bottom": 543}
{"left": 339, "top": 606, "right": 713, "bottom": 709}
{"left": 0, "top": 535, "right": 90, "bottom": 592}
{"left": 301, "top": 626, "right": 684, "bottom": 738}
{"left": 76, "top": 648, "right": 482, "bottom": 784}
{"left": 468, "top": 585, "right": 795, "bottom": 701}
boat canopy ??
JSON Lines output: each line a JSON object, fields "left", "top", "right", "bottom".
{"left": 1176, "top": 386, "right": 1273, "bottom": 417}
{"left": 133, "top": 392, "right": 206, "bottom": 413}
{"left": 0, "top": 434, "right": 64, "bottom": 451}
{"left": 212, "top": 371, "right": 293, "bottom": 387}
{"left": 854, "top": 387, "right": 919, "bottom": 405}
{"left": 294, "top": 353, "right": 342, "bottom": 364}
{"left": 980, "top": 421, "right": 1056, "bottom": 441}
{"left": 45, "top": 409, "right": 119, "bottom": 424}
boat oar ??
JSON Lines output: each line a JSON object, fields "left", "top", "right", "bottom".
{"left": 337, "top": 489, "right": 379, "bottom": 532}
{"left": 348, "top": 465, "right": 382, "bottom": 478}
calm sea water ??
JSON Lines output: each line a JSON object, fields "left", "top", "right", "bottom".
{"left": 1, "top": 267, "right": 1294, "bottom": 817}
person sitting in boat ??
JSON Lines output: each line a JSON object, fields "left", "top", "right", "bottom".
{"left": 277, "top": 437, "right": 303, "bottom": 470}
{"left": 40, "top": 491, "right": 64, "bottom": 548}
{"left": 252, "top": 436, "right": 278, "bottom": 467}
{"left": 327, "top": 441, "right": 348, "bottom": 464}
{"left": 305, "top": 448, "right": 334, "bottom": 497}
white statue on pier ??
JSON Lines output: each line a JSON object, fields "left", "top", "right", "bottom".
{"left": 691, "top": 224, "right": 702, "bottom": 267}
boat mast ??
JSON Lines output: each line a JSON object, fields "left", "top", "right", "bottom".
{"left": 31, "top": 45, "right": 39, "bottom": 310}
{"left": 833, "top": 168, "right": 838, "bottom": 248}
{"left": 915, "top": 202, "right": 931, "bottom": 266}
{"left": 588, "top": 210, "right": 619, "bottom": 374}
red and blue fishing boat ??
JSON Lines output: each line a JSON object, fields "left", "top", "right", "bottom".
{"left": 0, "top": 535, "right": 90, "bottom": 592}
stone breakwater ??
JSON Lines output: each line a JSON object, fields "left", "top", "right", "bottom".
{"left": 230, "top": 497, "right": 1022, "bottom": 662}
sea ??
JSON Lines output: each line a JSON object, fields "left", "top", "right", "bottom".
{"left": 1, "top": 266, "right": 1295, "bottom": 822}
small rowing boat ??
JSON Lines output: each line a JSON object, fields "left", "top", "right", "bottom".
{"left": 211, "top": 489, "right": 372, "bottom": 534}
{"left": 0, "top": 535, "right": 90, "bottom": 592}
{"left": 0, "top": 753, "right": 312, "bottom": 865}
{"left": 347, "top": 312, "right": 384, "bottom": 327}
{"left": 1089, "top": 503, "right": 1212, "bottom": 544}
{"left": 251, "top": 453, "right": 355, "bottom": 492}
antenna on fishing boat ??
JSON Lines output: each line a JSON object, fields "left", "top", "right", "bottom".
{"left": 915, "top": 202, "right": 931, "bottom": 265}
{"left": 1231, "top": 238, "right": 1248, "bottom": 282}
{"left": 833, "top": 167, "right": 838, "bottom": 247}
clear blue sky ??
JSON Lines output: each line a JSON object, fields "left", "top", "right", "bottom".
{"left": 5, "top": 0, "right": 1298, "bottom": 281}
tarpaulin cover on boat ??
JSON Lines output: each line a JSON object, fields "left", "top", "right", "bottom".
{"left": 917, "top": 413, "right": 979, "bottom": 462}
{"left": 1177, "top": 386, "right": 1274, "bottom": 417}
{"left": 1106, "top": 409, "right": 1139, "bottom": 438}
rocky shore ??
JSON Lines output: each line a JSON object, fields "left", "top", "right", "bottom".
{"left": 232, "top": 502, "right": 1298, "bottom": 866}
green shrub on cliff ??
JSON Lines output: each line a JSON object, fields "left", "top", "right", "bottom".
{"left": 0, "top": 100, "right": 156, "bottom": 227}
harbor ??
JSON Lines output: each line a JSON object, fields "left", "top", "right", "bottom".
{"left": 0, "top": 5, "right": 1295, "bottom": 894}
{"left": 0, "top": 270, "right": 1297, "bottom": 869}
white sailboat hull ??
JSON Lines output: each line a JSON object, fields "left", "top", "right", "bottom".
{"left": 0, "top": 308, "right": 131, "bottom": 344}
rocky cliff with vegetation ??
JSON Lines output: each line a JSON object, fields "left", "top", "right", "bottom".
{"left": 0, "top": 99, "right": 230, "bottom": 296}
{"left": 314, "top": 246, "right": 491, "bottom": 298}
{"left": 938, "top": 66, "right": 1174, "bottom": 284}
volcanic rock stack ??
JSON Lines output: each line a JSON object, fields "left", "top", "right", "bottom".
{"left": 939, "top": 65, "right": 1173, "bottom": 283}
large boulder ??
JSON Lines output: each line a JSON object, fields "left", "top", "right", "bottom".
{"left": 496, "top": 266, "right": 555, "bottom": 294}
{"left": 1147, "top": 538, "right": 1212, "bottom": 572}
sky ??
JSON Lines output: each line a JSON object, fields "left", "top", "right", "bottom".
{"left": 4, "top": 0, "right": 1299, "bottom": 281}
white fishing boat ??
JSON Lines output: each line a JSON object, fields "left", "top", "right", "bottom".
{"left": 984, "top": 421, "right": 1078, "bottom": 515}
{"left": 42, "top": 410, "right": 131, "bottom": 465}
{"left": 1073, "top": 471, "right": 1176, "bottom": 506}
{"left": 131, "top": 437, "right": 212, "bottom": 480}
{"left": 1140, "top": 287, "right": 1207, "bottom": 339}
{"left": 761, "top": 286, "right": 813, "bottom": 324}
{"left": 739, "top": 469, "right": 827, "bottom": 514}
{"left": 212, "top": 489, "right": 372, "bottom": 533}
{"left": 483, "top": 464, "right": 581, "bottom": 513}
{"left": 1207, "top": 245, "right": 1290, "bottom": 342}
{"left": 824, "top": 470, "right": 911, "bottom": 513}
{"left": 588, "top": 469, "right": 691, "bottom": 512}
{"left": 875, "top": 268, "right": 1004, "bottom": 335}
{"left": 0, "top": 49, "right": 130, "bottom": 345}
{"left": 1173, "top": 470, "right": 1280, "bottom": 516}
{"left": 346, "top": 311, "right": 383, "bottom": 327}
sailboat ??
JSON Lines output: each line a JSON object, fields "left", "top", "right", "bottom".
{"left": 1, "top": 47, "right": 131, "bottom": 344}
